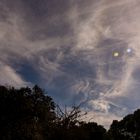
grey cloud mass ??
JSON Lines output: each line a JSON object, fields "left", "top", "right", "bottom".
{"left": 0, "top": 0, "right": 140, "bottom": 128}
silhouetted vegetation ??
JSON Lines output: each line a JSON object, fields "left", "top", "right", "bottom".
{"left": 0, "top": 85, "right": 139, "bottom": 140}
{"left": 108, "top": 109, "right": 140, "bottom": 140}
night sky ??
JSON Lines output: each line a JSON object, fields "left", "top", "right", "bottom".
{"left": 0, "top": 0, "right": 140, "bottom": 128}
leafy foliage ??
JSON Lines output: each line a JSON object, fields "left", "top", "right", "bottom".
{"left": 0, "top": 85, "right": 55, "bottom": 140}
{"left": 0, "top": 84, "right": 140, "bottom": 140}
{"left": 108, "top": 109, "right": 140, "bottom": 140}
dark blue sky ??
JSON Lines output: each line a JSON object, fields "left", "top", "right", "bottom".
{"left": 0, "top": 0, "right": 140, "bottom": 128}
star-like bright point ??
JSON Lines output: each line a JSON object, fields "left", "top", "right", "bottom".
{"left": 127, "top": 48, "right": 132, "bottom": 53}
{"left": 113, "top": 52, "right": 119, "bottom": 57}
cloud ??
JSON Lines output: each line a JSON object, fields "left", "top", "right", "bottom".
{"left": 83, "top": 110, "right": 122, "bottom": 129}
{"left": 1, "top": 0, "right": 140, "bottom": 128}
{"left": 0, "top": 62, "right": 30, "bottom": 87}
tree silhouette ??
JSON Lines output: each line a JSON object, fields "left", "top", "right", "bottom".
{"left": 51, "top": 105, "right": 107, "bottom": 140}
{"left": 108, "top": 109, "right": 140, "bottom": 140}
{"left": 0, "top": 85, "right": 56, "bottom": 140}
{"left": 2, "top": 84, "right": 140, "bottom": 140}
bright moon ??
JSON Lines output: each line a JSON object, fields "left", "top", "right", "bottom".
{"left": 113, "top": 52, "right": 119, "bottom": 57}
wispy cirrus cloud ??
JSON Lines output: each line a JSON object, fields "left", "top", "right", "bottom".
{"left": 1, "top": 0, "right": 140, "bottom": 128}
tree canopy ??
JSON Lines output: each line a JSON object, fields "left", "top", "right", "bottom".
{"left": 108, "top": 109, "right": 140, "bottom": 140}
{"left": 0, "top": 85, "right": 139, "bottom": 140}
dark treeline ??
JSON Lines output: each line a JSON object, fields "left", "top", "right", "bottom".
{"left": 0, "top": 85, "right": 139, "bottom": 140}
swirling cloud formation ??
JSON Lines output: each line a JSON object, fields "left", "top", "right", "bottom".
{"left": 0, "top": 0, "right": 140, "bottom": 128}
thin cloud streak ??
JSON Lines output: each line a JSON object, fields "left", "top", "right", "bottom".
{"left": 0, "top": 0, "right": 140, "bottom": 128}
